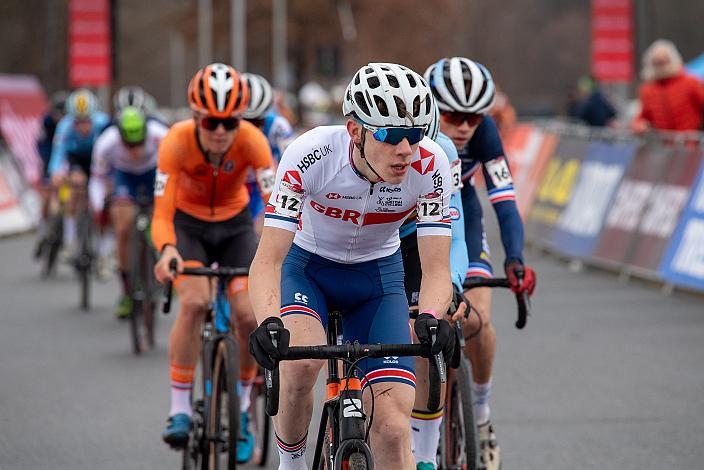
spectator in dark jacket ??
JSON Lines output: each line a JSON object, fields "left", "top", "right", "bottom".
{"left": 632, "top": 39, "right": 704, "bottom": 132}
{"left": 572, "top": 76, "right": 616, "bottom": 127}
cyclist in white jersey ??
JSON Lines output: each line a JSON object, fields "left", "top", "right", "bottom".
{"left": 242, "top": 73, "right": 295, "bottom": 232}
{"left": 89, "top": 106, "right": 169, "bottom": 317}
{"left": 248, "top": 63, "right": 456, "bottom": 470}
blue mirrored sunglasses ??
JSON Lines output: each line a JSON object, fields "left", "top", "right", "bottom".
{"left": 359, "top": 121, "right": 426, "bottom": 145}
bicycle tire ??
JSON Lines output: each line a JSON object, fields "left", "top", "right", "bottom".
{"left": 77, "top": 211, "right": 92, "bottom": 311}
{"left": 128, "top": 227, "right": 145, "bottom": 354}
{"left": 251, "top": 374, "right": 271, "bottom": 466}
{"left": 333, "top": 440, "right": 374, "bottom": 470}
{"left": 441, "top": 357, "right": 478, "bottom": 470}
{"left": 208, "top": 337, "right": 241, "bottom": 470}
{"left": 79, "top": 262, "right": 90, "bottom": 310}
{"left": 347, "top": 452, "right": 369, "bottom": 470}
{"left": 129, "top": 231, "right": 158, "bottom": 354}
{"left": 143, "top": 243, "right": 159, "bottom": 348}
{"left": 41, "top": 214, "right": 63, "bottom": 278}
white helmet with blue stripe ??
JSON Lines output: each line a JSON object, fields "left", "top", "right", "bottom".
{"left": 424, "top": 57, "right": 496, "bottom": 114}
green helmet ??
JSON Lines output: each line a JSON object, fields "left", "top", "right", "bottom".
{"left": 118, "top": 106, "right": 147, "bottom": 145}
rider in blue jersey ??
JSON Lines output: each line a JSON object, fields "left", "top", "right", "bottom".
{"left": 424, "top": 57, "right": 537, "bottom": 470}
{"left": 241, "top": 73, "right": 294, "bottom": 231}
{"left": 400, "top": 102, "right": 469, "bottom": 469}
{"left": 47, "top": 89, "right": 110, "bottom": 255}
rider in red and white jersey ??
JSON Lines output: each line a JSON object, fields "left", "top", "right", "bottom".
{"left": 249, "top": 63, "right": 456, "bottom": 470}
{"left": 263, "top": 124, "right": 452, "bottom": 262}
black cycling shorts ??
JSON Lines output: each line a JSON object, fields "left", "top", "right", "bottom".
{"left": 400, "top": 231, "right": 422, "bottom": 318}
{"left": 67, "top": 152, "right": 92, "bottom": 178}
{"left": 174, "top": 209, "right": 258, "bottom": 270}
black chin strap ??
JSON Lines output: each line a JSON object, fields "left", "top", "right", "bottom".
{"left": 357, "top": 128, "right": 384, "bottom": 182}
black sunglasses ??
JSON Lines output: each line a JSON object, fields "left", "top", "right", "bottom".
{"left": 441, "top": 111, "right": 484, "bottom": 127}
{"left": 199, "top": 116, "right": 241, "bottom": 131}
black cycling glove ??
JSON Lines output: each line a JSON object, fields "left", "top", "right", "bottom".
{"left": 249, "top": 317, "right": 290, "bottom": 370}
{"left": 414, "top": 313, "right": 455, "bottom": 360}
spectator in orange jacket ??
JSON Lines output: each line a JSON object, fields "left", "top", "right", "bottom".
{"left": 632, "top": 39, "right": 704, "bottom": 133}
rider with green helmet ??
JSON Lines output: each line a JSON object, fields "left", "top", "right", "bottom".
{"left": 89, "top": 105, "right": 169, "bottom": 318}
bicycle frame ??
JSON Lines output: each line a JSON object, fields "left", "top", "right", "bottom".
{"left": 162, "top": 263, "right": 250, "bottom": 468}
{"left": 311, "top": 311, "right": 371, "bottom": 469}
{"left": 202, "top": 276, "right": 233, "bottom": 403}
{"left": 265, "top": 314, "right": 444, "bottom": 469}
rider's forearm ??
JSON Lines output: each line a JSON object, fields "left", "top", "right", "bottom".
{"left": 418, "top": 268, "right": 452, "bottom": 317}
{"left": 249, "top": 256, "right": 283, "bottom": 325}
{"left": 418, "top": 235, "right": 452, "bottom": 316}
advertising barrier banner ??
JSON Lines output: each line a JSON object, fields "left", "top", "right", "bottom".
{"left": 626, "top": 145, "right": 702, "bottom": 272}
{"left": 591, "top": 141, "right": 699, "bottom": 273}
{"left": 0, "top": 150, "right": 36, "bottom": 235}
{"left": 659, "top": 161, "right": 704, "bottom": 290}
{"left": 591, "top": 141, "right": 671, "bottom": 269}
{"left": 0, "top": 75, "right": 46, "bottom": 184}
{"left": 551, "top": 140, "right": 637, "bottom": 258}
{"left": 526, "top": 135, "right": 590, "bottom": 247}
{"left": 503, "top": 124, "right": 559, "bottom": 217}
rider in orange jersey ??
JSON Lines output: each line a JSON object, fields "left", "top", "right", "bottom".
{"left": 152, "top": 63, "right": 276, "bottom": 462}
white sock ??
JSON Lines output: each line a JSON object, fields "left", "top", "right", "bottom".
{"left": 98, "top": 233, "right": 113, "bottom": 257}
{"left": 63, "top": 216, "right": 76, "bottom": 245}
{"left": 410, "top": 409, "right": 442, "bottom": 467}
{"left": 472, "top": 379, "right": 492, "bottom": 426}
{"left": 276, "top": 433, "right": 308, "bottom": 470}
{"left": 169, "top": 381, "right": 193, "bottom": 417}
{"left": 239, "top": 380, "right": 254, "bottom": 413}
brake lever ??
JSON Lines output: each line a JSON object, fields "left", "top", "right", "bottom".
{"left": 428, "top": 324, "right": 447, "bottom": 384}
{"left": 162, "top": 258, "right": 179, "bottom": 314}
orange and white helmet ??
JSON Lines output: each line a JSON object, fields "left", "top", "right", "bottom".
{"left": 187, "top": 63, "right": 249, "bottom": 118}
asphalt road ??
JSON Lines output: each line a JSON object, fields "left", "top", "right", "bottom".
{"left": 1, "top": 233, "right": 703, "bottom": 469}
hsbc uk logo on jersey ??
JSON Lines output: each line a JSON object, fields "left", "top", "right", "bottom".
{"left": 296, "top": 144, "right": 333, "bottom": 173}
{"left": 411, "top": 147, "right": 435, "bottom": 175}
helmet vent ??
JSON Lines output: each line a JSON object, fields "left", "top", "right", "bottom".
{"left": 354, "top": 92, "right": 370, "bottom": 116}
{"left": 394, "top": 95, "right": 407, "bottom": 118}
{"left": 412, "top": 96, "right": 421, "bottom": 117}
{"left": 374, "top": 95, "right": 389, "bottom": 117}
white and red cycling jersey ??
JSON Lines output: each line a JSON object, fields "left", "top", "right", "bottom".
{"left": 264, "top": 126, "right": 452, "bottom": 263}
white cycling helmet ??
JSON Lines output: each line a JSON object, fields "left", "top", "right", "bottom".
{"left": 66, "top": 88, "right": 99, "bottom": 119}
{"left": 114, "top": 86, "right": 148, "bottom": 112}
{"left": 242, "top": 73, "right": 274, "bottom": 120}
{"left": 425, "top": 99, "right": 441, "bottom": 141}
{"left": 343, "top": 63, "right": 434, "bottom": 128}
{"left": 424, "top": 57, "right": 496, "bottom": 114}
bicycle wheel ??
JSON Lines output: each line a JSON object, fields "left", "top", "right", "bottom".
{"left": 41, "top": 214, "right": 63, "bottom": 279}
{"left": 143, "top": 240, "right": 159, "bottom": 348}
{"left": 208, "top": 337, "right": 241, "bottom": 470}
{"left": 440, "top": 357, "right": 478, "bottom": 470}
{"left": 251, "top": 373, "right": 271, "bottom": 466}
{"left": 333, "top": 440, "right": 373, "bottom": 470}
{"left": 76, "top": 211, "right": 93, "bottom": 311}
{"left": 183, "top": 400, "right": 206, "bottom": 470}
{"left": 128, "top": 229, "right": 157, "bottom": 354}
